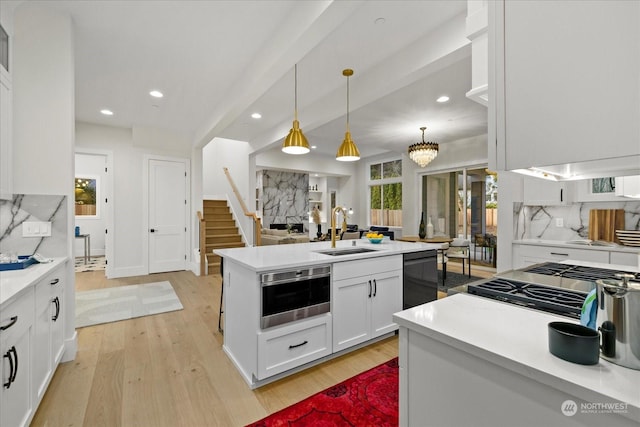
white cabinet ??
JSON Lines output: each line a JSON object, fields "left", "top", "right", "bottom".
{"left": 0, "top": 68, "right": 12, "bottom": 199}
{"left": 610, "top": 251, "right": 640, "bottom": 269}
{"left": 257, "top": 314, "right": 331, "bottom": 380}
{"left": 1, "top": 288, "right": 34, "bottom": 427}
{"left": 522, "top": 177, "right": 571, "bottom": 206}
{"left": 615, "top": 176, "right": 640, "bottom": 199}
{"left": 513, "top": 243, "right": 610, "bottom": 269}
{"left": 490, "top": 1, "right": 640, "bottom": 174}
{"left": 332, "top": 256, "right": 402, "bottom": 352}
{"left": 33, "top": 265, "right": 64, "bottom": 403}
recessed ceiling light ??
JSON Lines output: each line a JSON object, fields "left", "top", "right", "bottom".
{"left": 251, "top": 113, "right": 262, "bottom": 119}
{"left": 437, "top": 96, "right": 450, "bottom": 103}
{"left": 149, "top": 90, "right": 163, "bottom": 98}
{"left": 311, "top": 145, "right": 317, "bottom": 149}
{"left": 100, "top": 109, "right": 113, "bottom": 116}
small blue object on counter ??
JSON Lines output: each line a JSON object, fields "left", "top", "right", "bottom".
{"left": 0, "top": 255, "right": 38, "bottom": 271}
{"left": 580, "top": 288, "right": 598, "bottom": 330}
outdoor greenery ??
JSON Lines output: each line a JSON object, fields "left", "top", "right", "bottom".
{"left": 370, "top": 160, "right": 402, "bottom": 226}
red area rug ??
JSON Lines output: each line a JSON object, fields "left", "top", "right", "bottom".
{"left": 246, "top": 358, "right": 398, "bottom": 427}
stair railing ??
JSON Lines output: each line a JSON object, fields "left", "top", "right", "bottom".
{"left": 197, "top": 210, "right": 206, "bottom": 276}
{"left": 223, "top": 167, "right": 262, "bottom": 246}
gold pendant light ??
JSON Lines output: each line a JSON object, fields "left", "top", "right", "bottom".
{"left": 282, "top": 64, "right": 310, "bottom": 155}
{"left": 408, "top": 126, "right": 439, "bottom": 167}
{"left": 336, "top": 69, "right": 360, "bottom": 161}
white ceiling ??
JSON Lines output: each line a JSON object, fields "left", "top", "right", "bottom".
{"left": 18, "top": 0, "right": 488, "bottom": 160}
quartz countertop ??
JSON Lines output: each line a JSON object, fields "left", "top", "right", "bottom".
{"left": 393, "top": 293, "right": 640, "bottom": 422}
{"left": 214, "top": 239, "right": 442, "bottom": 272}
{"left": 0, "top": 257, "right": 68, "bottom": 305}
{"left": 514, "top": 239, "right": 640, "bottom": 254}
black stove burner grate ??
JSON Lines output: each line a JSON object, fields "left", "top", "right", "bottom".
{"left": 468, "top": 278, "right": 587, "bottom": 319}
{"left": 524, "top": 262, "right": 640, "bottom": 282}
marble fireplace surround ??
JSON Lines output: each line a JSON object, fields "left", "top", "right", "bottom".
{"left": 514, "top": 200, "right": 640, "bottom": 241}
{"left": 261, "top": 170, "right": 309, "bottom": 230}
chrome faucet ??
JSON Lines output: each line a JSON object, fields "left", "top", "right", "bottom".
{"left": 330, "top": 206, "right": 348, "bottom": 248}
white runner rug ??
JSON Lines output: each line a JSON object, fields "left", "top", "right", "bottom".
{"left": 76, "top": 281, "right": 183, "bottom": 328}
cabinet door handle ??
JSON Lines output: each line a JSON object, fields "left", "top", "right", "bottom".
{"left": 560, "top": 189, "right": 563, "bottom": 202}
{"left": 368, "top": 280, "right": 372, "bottom": 298}
{"left": 3, "top": 347, "right": 14, "bottom": 389}
{"left": 9, "top": 346, "right": 17, "bottom": 384}
{"left": 50, "top": 278, "right": 59, "bottom": 285}
{"left": 550, "top": 252, "right": 569, "bottom": 257}
{"left": 373, "top": 279, "right": 377, "bottom": 297}
{"left": 52, "top": 297, "right": 60, "bottom": 321}
{"left": 288, "top": 340, "right": 308, "bottom": 349}
{"left": 0, "top": 316, "right": 17, "bottom": 331}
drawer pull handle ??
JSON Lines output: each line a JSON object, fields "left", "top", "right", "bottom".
{"left": 0, "top": 316, "right": 17, "bottom": 331}
{"left": 50, "top": 278, "right": 59, "bottom": 285}
{"left": 288, "top": 340, "right": 308, "bottom": 350}
{"left": 550, "top": 252, "right": 569, "bottom": 257}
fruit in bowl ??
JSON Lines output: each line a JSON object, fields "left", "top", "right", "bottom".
{"left": 365, "top": 232, "right": 384, "bottom": 244}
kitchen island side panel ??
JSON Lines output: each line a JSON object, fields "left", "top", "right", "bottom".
{"left": 222, "top": 258, "right": 260, "bottom": 385}
{"left": 399, "top": 327, "right": 638, "bottom": 427}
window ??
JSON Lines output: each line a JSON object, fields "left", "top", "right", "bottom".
{"left": 369, "top": 160, "right": 402, "bottom": 227}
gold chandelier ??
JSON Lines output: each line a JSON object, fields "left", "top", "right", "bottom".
{"left": 408, "top": 127, "right": 438, "bottom": 167}
{"left": 282, "top": 64, "right": 310, "bottom": 155}
{"left": 336, "top": 69, "right": 360, "bottom": 161}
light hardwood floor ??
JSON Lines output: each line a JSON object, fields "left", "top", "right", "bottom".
{"left": 33, "top": 262, "right": 493, "bottom": 427}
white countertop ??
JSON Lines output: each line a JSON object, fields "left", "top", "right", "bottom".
{"left": 393, "top": 293, "right": 640, "bottom": 421}
{"left": 514, "top": 239, "right": 640, "bottom": 254}
{"left": 214, "top": 239, "right": 442, "bottom": 272}
{"left": 0, "top": 257, "right": 68, "bottom": 305}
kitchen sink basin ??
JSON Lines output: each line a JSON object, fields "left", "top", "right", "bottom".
{"left": 314, "top": 247, "right": 379, "bottom": 256}
{"left": 566, "top": 239, "right": 617, "bottom": 247}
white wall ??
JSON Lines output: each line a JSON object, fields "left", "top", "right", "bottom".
{"left": 75, "top": 121, "right": 191, "bottom": 278}
{"left": 13, "top": 3, "right": 76, "bottom": 360}
{"left": 202, "top": 137, "right": 254, "bottom": 243}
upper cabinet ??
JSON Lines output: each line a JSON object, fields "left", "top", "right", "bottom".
{"left": 0, "top": 21, "right": 12, "bottom": 199}
{"left": 489, "top": 1, "right": 640, "bottom": 178}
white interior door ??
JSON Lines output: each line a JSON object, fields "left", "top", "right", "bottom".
{"left": 149, "top": 159, "right": 187, "bottom": 273}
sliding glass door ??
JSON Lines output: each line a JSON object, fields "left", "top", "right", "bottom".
{"left": 422, "top": 167, "right": 498, "bottom": 241}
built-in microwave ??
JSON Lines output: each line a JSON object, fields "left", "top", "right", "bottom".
{"left": 260, "top": 265, "right": 331, "bottom": 329}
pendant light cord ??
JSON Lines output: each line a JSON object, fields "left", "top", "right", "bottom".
{"left": 346, "top": 74, "right": 350, "bottom": 132}
{"left": 294, "top": 64, "right": 298, "bottom": 121}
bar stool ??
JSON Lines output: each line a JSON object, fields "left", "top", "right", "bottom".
{"left": 218, "top": 258, "right": 224, "bottom": 334}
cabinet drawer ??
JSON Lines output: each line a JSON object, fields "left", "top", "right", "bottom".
{"left": 333, "top": 255, "right": 402, "bottom": 281}
{"left": 0, "top": 287, "right": 34, "bottom": 339}
{"left": 515, "top": 244, "right": 609, "bottom": 267}
{"left": 257, "top": 314, "right": 331, "bottom": 380}
{"left": 610, "top": 251, "right": 640, "bottom": 268}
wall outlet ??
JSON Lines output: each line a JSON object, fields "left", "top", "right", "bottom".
{"left": 555, "top": 218, "right": 564, "bottom": 227}
{"left": 22, "top": 221, "right": 52, "bottom": 237}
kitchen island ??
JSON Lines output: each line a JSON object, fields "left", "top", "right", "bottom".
{"left": 214, "top": 239, "right": 441, "bottom": 388}
{"left": 393, "top": 293, "right": 640, "bottom": 426}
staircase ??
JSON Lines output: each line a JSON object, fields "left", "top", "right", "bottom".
{"left": 203, "top": 200, "right": 244, "bottom": 275}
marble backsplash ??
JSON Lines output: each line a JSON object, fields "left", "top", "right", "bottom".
{"left": 514, "top": 201, "right": 640, "bottom": 240}
{"left": 0, "top": 194, "right": 68, "bottom": 258}
{"left": 261, "top": 170, "right": 309, "bottom": 229}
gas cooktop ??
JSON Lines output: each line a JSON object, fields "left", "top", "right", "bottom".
{"left": 523, "top": 262, "right": 640, "bottom": 282}
{"left": 467, "top": 278, "right": 587, "bottom": 319}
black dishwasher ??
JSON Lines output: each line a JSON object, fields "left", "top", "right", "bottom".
{"left": 403, "top": 250, "right": 438, "bottom": 309}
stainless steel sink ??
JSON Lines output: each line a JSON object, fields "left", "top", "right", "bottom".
{"left": 566, "top": 239, "right": 617, "bottom": 247}
{"left": 314, "top": 247, "right": 379, "bottom": 256}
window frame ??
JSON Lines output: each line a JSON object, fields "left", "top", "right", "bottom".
{"left": 367, "top": 158, "right": 403, "bottom": 227}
